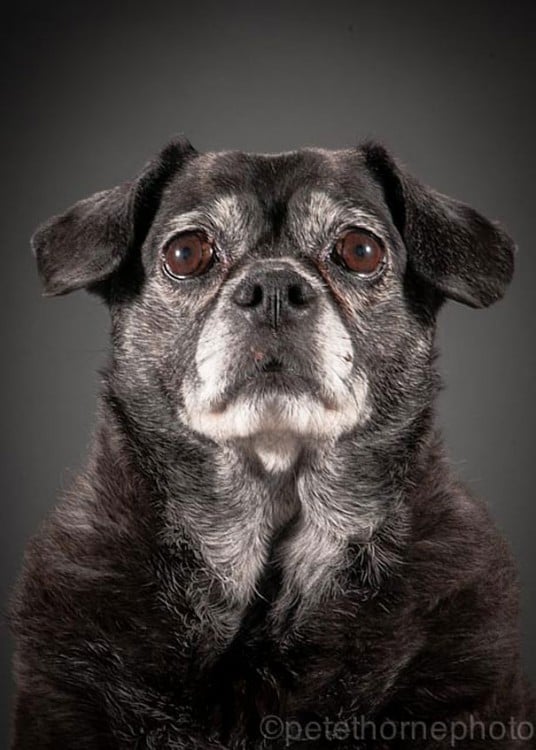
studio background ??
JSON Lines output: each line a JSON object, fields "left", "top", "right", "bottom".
{"left": 1, "top": 0, "right": 535, "bottom": 744}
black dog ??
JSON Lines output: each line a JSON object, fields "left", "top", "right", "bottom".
{"left": 10, "top": 137, "right": 535, "bottom": 748}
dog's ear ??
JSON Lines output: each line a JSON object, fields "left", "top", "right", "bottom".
{"left": 31, "top": 135, "right": 198, "bottom": 297}
{"left": 361, "top": 142, "right": 515, "bottom": 308}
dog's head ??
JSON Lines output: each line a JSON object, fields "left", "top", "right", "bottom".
{"left": 32, "top": 137, "right": 514, "bottom": 468}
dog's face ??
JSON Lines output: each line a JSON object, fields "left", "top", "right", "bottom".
{"left": 32, "top": 138, "right": 515, "bottom": 468}
{"left": 116, "top": 150, "right": 423, "bottom": 457}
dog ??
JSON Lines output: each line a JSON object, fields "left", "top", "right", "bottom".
{"left": 10, "top": 136, "right": 535, "bottom": 749}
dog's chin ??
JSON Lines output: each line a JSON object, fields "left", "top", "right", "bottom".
{"left": 183, "top": 373, "right": 371, "bottom": 471}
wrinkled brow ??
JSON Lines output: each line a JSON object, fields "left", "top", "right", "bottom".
{"left": 287, "top": 189, "right": 390, "bottom": 251}
{"left": 160, "top": 189, "right": 388, "bottom": 254}
{"left": 161, "top": 193, "right": 263, "bottom": 253}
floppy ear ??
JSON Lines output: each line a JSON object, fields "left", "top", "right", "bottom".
{"left": 31, "top": 135, "right": 198, "bottom": 297}
{"left": 362, "top": 142, "right": 515, "bottom": 308}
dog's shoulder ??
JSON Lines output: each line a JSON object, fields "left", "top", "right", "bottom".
{"left": 409, "top": 468, "right": 518, "bottom": 594}
{"left": 391, "top": 468, "right": 527, "bottom": 710}
{"left": 9, "top": 460, "right": 203, "bottom": 735}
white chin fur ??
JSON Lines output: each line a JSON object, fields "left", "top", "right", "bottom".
{"left": 248, "top": 433, "right": 302, "bottom": 473}
{"left": 183, "top": 381, "right": 370, "bottom": 456}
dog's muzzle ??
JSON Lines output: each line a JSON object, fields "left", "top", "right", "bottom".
{"left": 231, "top": 265, "right": 318, "bottom": 330}
{"left": 182, "top": 259, "right": 369, "bottom": 445}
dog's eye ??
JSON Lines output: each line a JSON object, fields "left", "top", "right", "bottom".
{"left": 333, "top": 229, "right": 385, "bottom": 276}
{"left": 162, "top": 231, "right": 214, "bottom": 279}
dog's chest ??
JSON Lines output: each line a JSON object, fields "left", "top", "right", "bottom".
{"left": 153, "top": 449, "right": 406, "bottom": 744}
{"left": 175, "top": 448, "right": 385, "bottom": 630}
{"left": 183, "top": 579, "right": 412, "bottom": 749}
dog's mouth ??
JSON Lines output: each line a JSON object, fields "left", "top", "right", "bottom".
{"left": 183, "top": 339, "right": 369, "bottom": 445}
{"left": 209, "top": 356, "right": 338, "bottom": 414}
{"left": 255, "top": 355, "right": 284, "bottom": 374}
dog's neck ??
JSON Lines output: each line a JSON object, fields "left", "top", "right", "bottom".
{"left": 96, "top": 388, "right": 439, "bottom": 635}
{"left": 244, "top": 432, "right": 303, "bottom": 473}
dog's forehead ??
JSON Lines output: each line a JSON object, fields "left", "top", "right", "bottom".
{"left": 190, "top": 147, "right": 366, "bottom": 196}
{"left": 156, "top": 147, "right": 389, "bottom": 242}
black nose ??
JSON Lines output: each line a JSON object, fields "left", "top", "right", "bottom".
{"left": 232, "top": 267, "right": 317, "bottom": 329}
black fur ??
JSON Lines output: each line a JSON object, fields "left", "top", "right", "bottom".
{"left": 10, "top": 137, "right": 535, "bottom": 748}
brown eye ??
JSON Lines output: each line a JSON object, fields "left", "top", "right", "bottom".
{"left": 334, "top": 229, "right": 385, "bottom": 276}
{"left": 162, "top": 231, "right": 214, "bottom": 279}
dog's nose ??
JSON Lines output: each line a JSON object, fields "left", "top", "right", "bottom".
{"left": 232, "top": 267, "right": 317, "bottom": 328}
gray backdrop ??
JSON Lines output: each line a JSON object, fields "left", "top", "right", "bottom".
{"left": 1, "top": 0, "right": 534, "bottom": 743}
